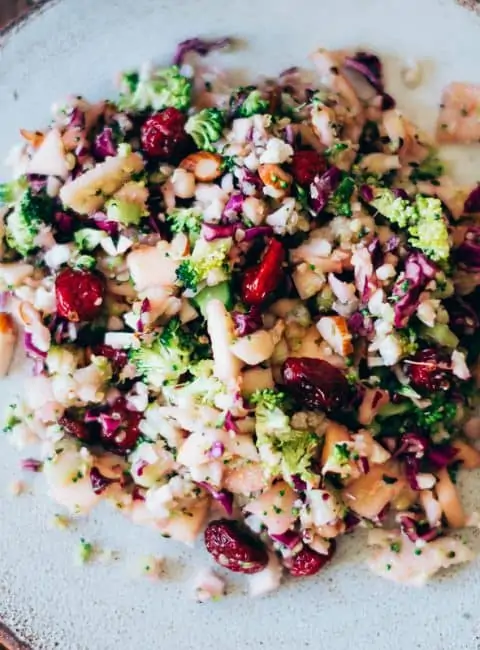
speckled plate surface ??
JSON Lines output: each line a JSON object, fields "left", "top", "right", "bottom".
{"left": 1, "top": 1, "right": 480, "bottom": 648}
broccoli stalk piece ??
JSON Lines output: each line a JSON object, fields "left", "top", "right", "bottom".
{"left": 371, "top": 189, "right": 450, "bottom": 262}
{"left": 6, "top": 188, "right": 54, "bottom": 256}
{"left": 253, "top": 393, "right": 319, "bottom": 484}
{"left": 166, "top": 207, "right": 203, "bottom": 244}
{"left": 176, "top": 237, "right": 232, "bottom": 291}
{"left": 105, "top": 198, "right": 144, "bottom": 226}
{"left": 118, "top": 65, "right": 191, "bottom": 112}
{"left": 185, "top": 108, "right": 225, "bottom": 151}
{"left": 129, "top": 318, "right": 194, "bottom": 389}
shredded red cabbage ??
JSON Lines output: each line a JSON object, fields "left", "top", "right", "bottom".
{"left": 456, "top": 227, "right": 480, "bottom": 271}
{"left": 270, "top": 530, "right": 302, "bottom": 549}
{"left": 399, "top": 514, "right": 440, "bottom": 543}
{"left": 198, "top": 482, "right": 233, "bottom": 515}
{"left": 207, "top": 441, "right": 225, "bottom": 459}
{"left": 24, "top": 332, "right": 47, "bottom": 360}
{"left": 426, "top": 444, "right": 458, "bottom": 469}
{"left": 222, "top": 193, "right": 245, "bottom": 223}
{"left": 201, "top": 222, "right": 237, "bottom": 241}
{"left": 344, "top": 51, "right": 384, "bottom": 93}
{"left": 309, "top": 167, "right": 341, "bottom": 213}
{"left": 392, "top": 253, "right": 437, "bottom": 327}
{"left": 232, "top": 306, "right": 263, "bottom": 336}
{"left": 242, "top": 226, "right": 274, "bottom": 241}
{"left": 464, "top": 184, "right": 480, "bottom": 214}
{"left": 89, "top": 467, "right": 116, "bottom": 495}
{"left": 67, "top": 107, "right": 86, "bottom": 129}
{"left": 21, "top": 458, "right": 43, "bottom": 472}
{"left": 91, "top": 212, "right": 119, "bottom": 236}
{"left": 173, "top": 37, "right": 233, "bottom": 66}
{"left": 224, "top": 412, "right": 240, "bottom": 435}
{"left": 93, "top": 127, "right": 117, "bottom": 160}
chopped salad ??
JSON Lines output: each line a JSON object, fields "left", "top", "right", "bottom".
{"left": 2, "top": 37, "right": 480, "bottom": 591}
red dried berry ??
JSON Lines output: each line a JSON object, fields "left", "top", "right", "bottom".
{"left": 98, "top": 398, "right": 142, "bottom": 454}
{"left": 55, "top": 268, "right": 105, "bottom": 323}
{"left": 140, "top": 107, "right": 188, "bottom": 159}
{"left": 241, "top": 238, "right": 285, "bottom": 306}
{"left": 404, "top": 349, "right": 451, "bottom": 393}
{"left": 284, "top": 542, "right": 336, "bottom": 577}
{"left": 58, "top": 415, "right": 93, "bottom": 443}
{"left": 291, "top": 149, "right": 327, "bottom": 187}
{"left": 282, "top": 357, "right": 350, "bottom": 411}
{"left": 204, "top": 519, "right": 269, "bottom": 574}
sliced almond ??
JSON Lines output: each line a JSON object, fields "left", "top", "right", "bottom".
{"left": 258, "top": 163, "right": 292, "bottom": 196}
{"left": 20, "top": 129, "right": 45, "bottom": 149}
{"left": 18, "top": 301, "right": 41, "bottom": 328}
{"left": 435, "top": 467, "right": 466, "bottom": 529}
{"left": 0, "top": 313, "right": 17, "bottom": 377}
{"left": 179, "top": 152, "right": 223, "bottom": 182}
{"left": 316, "top": 315, "right": 353, "bottom": 356}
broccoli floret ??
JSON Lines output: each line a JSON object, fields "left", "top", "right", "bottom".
{"left": 229, "top": 86, "right": 270, "bottom": 118}
{"left": 176, "top": 237, "right": 232, "bottom": 291}
{"left": 254, "top": 398, "right": 318, "bottom": 483}
{"left": 166, "top": 207, "right": 203, "bottom": 244}
{"left": 238, "top": 89, "right": 269, "bottom": 117}
{"left": 250, "top": 388, "right": 287, "bottom": 411}
{"left": 408, "top": 196, "right": 450, "bottom": 263}
{"left": 74, "top": 228, "right": 107, "bottom": 251}
{"left": 185, "top": 108, "right": 225, "bottom": 151}
{"left": 118, "top": 65, "right": 191, "bottom": 112}
{"left": 371, "top": 190, "right": 450, "bottom": 262}
{"left": 129, "top": 318, "right": 194, "bottom": 389}
{"left": 0, "top": 177, "right": 28, "bottom": 206}
{"left": 6, "top": 188, "right": 54, "bottom": 256}
{"left": 410, "top": 150, "right": 445, "bottom": 183}
{"left": 163, "top": 359, "right": 227, "bottom": 408}
{"left": 371, "top": 189, "right": 416, "bottom": 228}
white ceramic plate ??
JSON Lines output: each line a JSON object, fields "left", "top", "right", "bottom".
{"left": 1, "top": 1, "right": 480, "bottom": 648}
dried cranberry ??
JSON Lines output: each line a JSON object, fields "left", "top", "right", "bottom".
{"left": 98, "top": 398, "right": 142, "bottom": 454}
{"left": 404, "top": 349, "right": 451, "bottom": 393}
{"left": 282, "top": 357, "right": 350, "bottom": 411}
{"left": 58, "top": 415, "right": 93, "bottom": 442}
{"left": 204, "top": 519, "right": 268, "bottom": 574}
{"left": 55, "top": 268, "right": 105, "bottom": 323}
{"left": 291, "top": 149, "right": 327, "bottom": 187}
{"left": 284, "top": 542, "right": 336, "bottom": 577}
{"left": 241, "top": 238, "right": 285, "bottom": 306}
{"left": 91, "top": 344, "right": 128, "bottom": 375}
{"left": 140, "top": 108, "right": 188, "bottom": 160}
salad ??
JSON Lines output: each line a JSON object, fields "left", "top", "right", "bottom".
{"left": 1, "top": 37, "right": 480, "bottom": 593}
